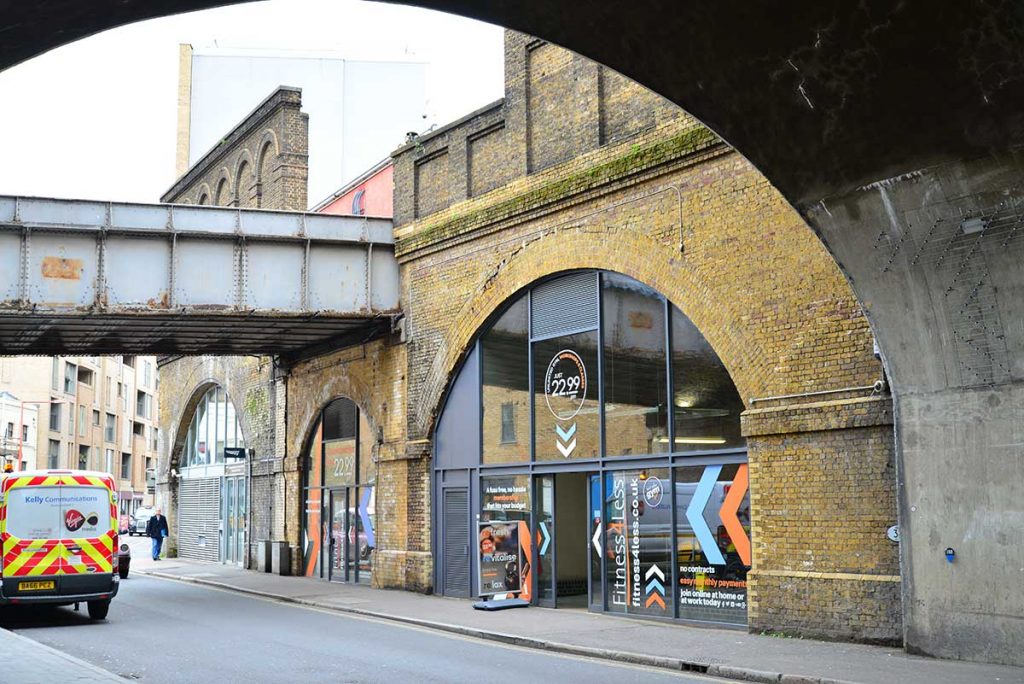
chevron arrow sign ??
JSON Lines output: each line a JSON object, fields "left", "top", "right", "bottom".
{"left": 555, "top": 422, "right": 577, "bottom": 457}
{"left": 644, "top": 563, "right": 666, "bottom": 609}
{"left": 538, "top": 520, "right": 551, "bottom": 556}
{"left": 685, "top": 465, "right": 726, "bottom": 565}
{"left": 554, "top": 423, "right": 576, "bottom": 441}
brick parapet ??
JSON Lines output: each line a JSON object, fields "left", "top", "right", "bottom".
{"left": 162, "top": 86, "right": 308, "bottom": 210}
{"left": 396, "top": 122, "right": 721, "bottom": 260}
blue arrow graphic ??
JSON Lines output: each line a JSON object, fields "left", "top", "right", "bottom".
{"left": 555, "top": 423, "right": 577, "bottom": 441}
{"left": 539, "top": 521, "right": 551, "bottom": 556}
{"left": 646, "top": 578, "right": 665, "bottom": 595}
{"left": 685, "top": 465, "right": 725, "bottom": 565}
{"left": 359, "top": 488, "right": 375, "bottom": 548}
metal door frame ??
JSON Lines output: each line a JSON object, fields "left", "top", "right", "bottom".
{"left": 328, "top": 488, "right": 348, "bottom": 583}
{"left": 533, "top": 473, "right": 556, "bottom": 607}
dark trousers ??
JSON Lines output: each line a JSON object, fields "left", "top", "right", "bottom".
{"left": 151, "top": 536, "right": 164, "bottom": 560}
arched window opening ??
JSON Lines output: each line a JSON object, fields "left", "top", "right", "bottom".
{"left": 433, "top": 270, "right": 749, "bottom": 626}
{"left": 182, "top": 385, "right": 245, "bottom": 469}
{"left": 301, "top": 397, "right": 376, "bottom": 584}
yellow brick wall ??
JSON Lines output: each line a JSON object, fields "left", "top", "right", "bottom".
{"left": 393, "top": 64, "right": 899, "bottom": 639}
{"left": 283, "top": 340, "right": 432, "bottom": 589}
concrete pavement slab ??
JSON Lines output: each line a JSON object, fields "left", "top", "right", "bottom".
{"left": 0, "top": 627, "right": 121, "bottom": 683}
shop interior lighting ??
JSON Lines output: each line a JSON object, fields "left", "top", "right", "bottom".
{"left": 657, "top": 436, "right": 726, "bottom": 445}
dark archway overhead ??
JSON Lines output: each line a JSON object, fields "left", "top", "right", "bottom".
{"left": 5, "top": 0, "right": 1024, "bottom": 668}
{"left": 2, "top": 1, "right": 1024, "bottom": 204}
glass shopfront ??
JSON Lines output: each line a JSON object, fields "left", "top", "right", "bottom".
{"left": 433, "top": 271, "right": 750, "bottom": 626}
{"left": 301, "top": 397, "right": 376, "bottom": 584}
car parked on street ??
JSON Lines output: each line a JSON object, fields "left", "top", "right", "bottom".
{"left": 118, "top": 541, "right": 131, "bottom": 579}
{"left": 129, "top": 507, "right": 155, "bottom": 536}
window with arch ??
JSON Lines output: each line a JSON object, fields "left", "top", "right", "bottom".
{"left": 434, "top": 270, "right": 749, "bottom": 623}
{"left": 439, "top": 270, "right": 745, "bottom": 468}
{"left": 301, "top": 397, "right": 376, "bottom": 584}
{"left": 197, "top": 193, "right": 209, "bottom": 206}
{"left": 182, "top": 385, "right": 245, "bottom": 468}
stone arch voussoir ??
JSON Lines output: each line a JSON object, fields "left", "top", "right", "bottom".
{"left": 288, "top": 371, "right": 379, "bottom": 474}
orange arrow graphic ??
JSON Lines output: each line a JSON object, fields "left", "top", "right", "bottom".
{"left": 719, "top": 464, "right": 751, "bottom": 566}
{"left": 645, "top": 593, "right": 666, "bottom": 609}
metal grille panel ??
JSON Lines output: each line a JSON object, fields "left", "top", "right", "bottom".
{"left": 442, "top": 488, "right": 470, "bottom": 597}
{"left": 177, "top": 477, "right": 222, "bottom": 562}
{"left": 323, "top": 398, "right": 358, "bottom": 441}
{"left": 530, "top": 272, "right": 598, "bottom": 338}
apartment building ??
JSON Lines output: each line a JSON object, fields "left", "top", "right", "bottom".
{"left": 0, "top": 356, "right": 160, "bottom": 514}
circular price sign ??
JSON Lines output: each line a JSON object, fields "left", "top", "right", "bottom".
{"left": 544, "top": 349, "right": 588, "bottom": 420}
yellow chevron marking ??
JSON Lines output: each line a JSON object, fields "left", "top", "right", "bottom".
{"left": 76, "top": 539, "right": 111, "bottom": 571}
{"left": 4, "top": 539, "right": 45, "bottom": 576}
{"left": 22, "top": 544, "right": 61, "bottom": 576}
{"left": 3, "top": 534, "right": 23, "bottom": 556}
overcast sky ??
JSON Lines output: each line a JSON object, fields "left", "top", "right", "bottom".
{"left": 0, "top": 0, "right": 503, "bottom": 203}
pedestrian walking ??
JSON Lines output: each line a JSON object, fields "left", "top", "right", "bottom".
{"left": 146, "top": 508, "right": 169, "bottom": 560}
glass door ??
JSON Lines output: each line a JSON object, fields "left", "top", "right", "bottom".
{"left": 235, "top": 478, "right": 246, "bottom": 566}
{"left": 534, "top": 474, "right": 555, "bottom": 607}
{"left": 588, "top": 474, "right": 602, "bottom": 611}
{"left": 329, "top": 489, "right": 348, "bottom": 582}
{"left": 221, "top": 477, "right": 246, "bottom": 566}
{"left": 223, "top": 478, "right": 235, "bottom": 564}
{"left": 346, "top": 487, "right": 360, "bottom": 582}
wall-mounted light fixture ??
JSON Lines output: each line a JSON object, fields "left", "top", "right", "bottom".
{"left": 657, "top": 436, "right": 726, "bottom": 445}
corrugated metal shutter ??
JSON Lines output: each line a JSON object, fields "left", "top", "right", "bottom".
{"left": 442, "top": 488, "right": 470, "bottom": 597}
{"left": 177, "top": 477, "right": 221, "bottom": 562}
{"left": 531, "top": 272, "right": 598, "bottom": 338}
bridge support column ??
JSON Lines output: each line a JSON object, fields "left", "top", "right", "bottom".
{"left": 805, "top": 151, "right": 1024, "bottom": 666}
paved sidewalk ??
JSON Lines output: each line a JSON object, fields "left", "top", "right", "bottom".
{"left": 0, "top": 627, "right": 121, "bottom": 683}
{"left": 135, "top": 556, "right": 1024, "bottom": 684}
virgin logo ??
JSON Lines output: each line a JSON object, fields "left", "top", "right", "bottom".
{"left": 65, "top": 509, "right": 85, "bottom": 532}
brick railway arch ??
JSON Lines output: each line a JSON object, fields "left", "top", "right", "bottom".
{"left": 5, "top": 0, "right": 1024, "bottom": 666}
{"left": 418, "top": 228, "right": 776, "bottom": 438}
{"left": 290, "top": 392, "right": 381, "bottom": 479}
{"left": 166, "top": 377, "right": 254, "bottom": 478}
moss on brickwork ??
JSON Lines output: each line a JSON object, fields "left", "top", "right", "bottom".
{"left": 397, "top": 125, "right": 719, "bottom": 256}
{"left": 245, "top": 385, "right": 268, "bottom": 418}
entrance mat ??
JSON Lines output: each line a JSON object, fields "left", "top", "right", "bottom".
{"left": 473, "top": 598, "right": 530, "bottom": 611}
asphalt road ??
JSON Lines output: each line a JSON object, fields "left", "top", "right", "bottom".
{"left": 1, "top": 569, "right": 724, "bottom": 683}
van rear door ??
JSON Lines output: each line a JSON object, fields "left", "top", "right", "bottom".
{"left": 59, "top": 479, "right": 115, "bottom": 575}
{"left": 2, "top": 483, "right": 64, "bottom": 581}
